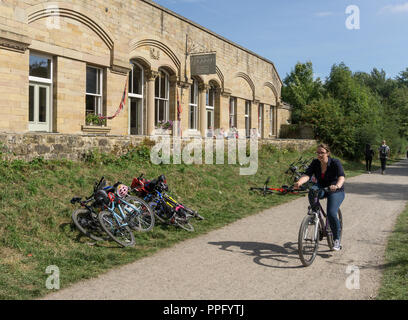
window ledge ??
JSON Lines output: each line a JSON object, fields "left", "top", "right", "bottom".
{"left": 81, "top": 125, "right": 111, "bottom": 134}
{"left": 153, "top": 128, "right": 172, "bottom": 135}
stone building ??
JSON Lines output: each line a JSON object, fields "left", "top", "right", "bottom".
{"left": 0, "top": 0, "right": 290, "bottom": 142}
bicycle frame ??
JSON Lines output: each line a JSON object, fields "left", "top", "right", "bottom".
{"left": 104, "top": 197, "right": 141, "bottom": 228}
{"left": 310, "top": 192, "right": 332, "bottom": 239}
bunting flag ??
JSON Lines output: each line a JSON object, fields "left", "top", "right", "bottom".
{"left": 98, "top": 78, "right": 128, "bottom": 120}
{"left": 177, "top": 87, "right": 182, "bottom": 137}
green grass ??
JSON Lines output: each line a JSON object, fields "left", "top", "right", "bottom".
{"left": 0, "top": 142, "right": 385, "bottom": 299}
{"left": 377, "top": 203, "right": 408, "bottom": 300}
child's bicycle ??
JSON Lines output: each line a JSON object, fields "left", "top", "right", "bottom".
{"left": 70, "top": 176, "right": 110, "bottom": 242}
{"left": 131, "top": 174, "right": 204, "bottom": 221}
{"left": 131, "top": 174, "right": 202, "bottom": 231}
{"left": 97, "top": 182, "right": 155, "bottom": 247}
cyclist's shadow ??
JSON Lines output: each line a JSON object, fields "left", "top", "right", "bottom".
{"left": 208, "top": 241, "right": 332, "bottom": 269}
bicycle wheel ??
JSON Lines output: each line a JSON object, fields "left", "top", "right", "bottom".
{"left": 98, "top": 210, "right": 135, "bottom": 247}
{"left": 72, "top": 208, "right": 106, "bottom": 242}
{"left": 173, "top": 210, "right": 194, "bottom": 232}
{"left": 327, "top": 208, "right": 343, "bottom": 250}
{"left": 298, "top": 214, "right": 319, "bottom": 267}
{"left": 124, "top": 196, "right": 155, "bottom": 232}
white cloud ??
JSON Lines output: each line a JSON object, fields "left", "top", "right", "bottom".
{"left": 380, "top": 3, "right": 408, "bottom": 14}
{"left": 315, "top": 11, "right": 333, "bottom": 17}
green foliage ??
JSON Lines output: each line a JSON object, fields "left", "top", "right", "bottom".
{"left": 85, "top": 114, "right": 107, "bottom": 126}
{"left": 377, "top": 203, "right": 408, "bottom": 300}
{"left": 282, "top": 61, "right": 324, "bottom": 123}
{"left": 282, "top": 61, "right": 408, "bottom": 160}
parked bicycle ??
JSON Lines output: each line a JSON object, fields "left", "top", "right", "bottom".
{"left": 131, "top": 173, "right": 204, "bottom": 221}
{"left": 131, "top": 174, "right": 200, "bottom": 231}
{"left": 70, "top": 176, "right": 110, "bottom": 242}
{"left": 297, "top": 186, "right": 343, "bottom": 267}
{"left": 285, "top": 157, "right": 312, "bottom": 183}
{"left": 98, "top": 182, "right": 155, "bottom": 247}
{"left": 249, "top": 176, "right": 309, "bottom": 196}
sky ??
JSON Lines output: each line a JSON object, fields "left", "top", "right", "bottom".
{"left": 151, "top": 0, "right": 408, "bottom": 82}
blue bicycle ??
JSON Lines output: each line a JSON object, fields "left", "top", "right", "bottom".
{"left": 98, "top": 182, "right": 154, "bottom": 247}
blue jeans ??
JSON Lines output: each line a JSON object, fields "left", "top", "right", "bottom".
{"left": 308, "top": 185, "right": 345, "bottom": 241}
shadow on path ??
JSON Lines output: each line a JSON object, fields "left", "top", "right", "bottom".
{"left": 208, "top": 241, "right": 333, "bottom": 269}
{"left": 346, "top": 182, "right": 408, "bottom": 201}
{"left": 344, "top": 159, "right": 408, "bottom": 201}
{"left": 383, "top": 160, "right": 408, "bottom": 177}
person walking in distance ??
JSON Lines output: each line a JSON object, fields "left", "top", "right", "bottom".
{"left": 378, "top": 140, "right": 390, "bottom": 175}
{"left": 364, "top": 144, "right": 374, "bottom": 174}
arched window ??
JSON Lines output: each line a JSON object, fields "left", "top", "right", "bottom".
{"left": 155, "top": 69, "right": 169, "bottom": 126}
{"left": 189, "top": 80, "right": 198, "bottom": 130}
{"left": 128, "top": 62, "right": 144, "bottom": 135}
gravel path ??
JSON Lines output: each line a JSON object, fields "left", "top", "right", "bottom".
{"left": 44, "top": 159, "right": 408, "bottom": 300}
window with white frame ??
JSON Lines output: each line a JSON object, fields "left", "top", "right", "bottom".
{"left": 155, "top": 69, "right": 169, "bottom": 126}
{"left": 206, "top": 85, "right": 215, "bottom": 130}
{"left": 189, "top": 80, "right": 198, "bottom": 130}
{"left": 86, "top": 66, "right": 103, "bottom": 117}
{"left": 29, "top": 53, "right": 53, "bottom": 132}
{"left": 229, "top": 97, "right": 237, "bottom": 129}
{"left": 129, "top": 62, "right": 144, "bottom": 135}
{"left": 258, "top": 103, "right": 264, "bottom": 138}
{"left": 245, "top": 100, "right": 251, "bottom": 138}
{"left": 270, "top": 105, "right": 275, "bottom": 136}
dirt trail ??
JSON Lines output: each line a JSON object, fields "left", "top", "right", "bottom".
{"left": 44, "top": 160, "right": 408, "bottom": 300}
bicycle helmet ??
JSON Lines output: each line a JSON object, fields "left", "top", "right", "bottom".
{"left": 94, "top": 189, "right": 109, "bottom": 206}
{"left": 117, "top": 184, "right": 129, "bottom": 198}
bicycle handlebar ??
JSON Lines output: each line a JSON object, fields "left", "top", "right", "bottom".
{"left": 70, "top": 196, "right": 94, "bottom": 205}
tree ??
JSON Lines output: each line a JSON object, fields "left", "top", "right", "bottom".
{"left": 396, "top": 67, "right": 408, "bottom": 87}
{"left": 281, "top": 61, "right": 324, "bottom": 123}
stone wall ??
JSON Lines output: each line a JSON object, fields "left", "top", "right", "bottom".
{"left": 0, "top": 133, "right": 316, "bottom": 162}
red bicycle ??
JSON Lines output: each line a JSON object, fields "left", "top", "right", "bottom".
{"left": 249, "top": 177, "right": 309, "bottom": 196}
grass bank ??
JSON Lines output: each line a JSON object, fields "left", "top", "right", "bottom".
{"left": 0, "top": 142, "right": 377, "bottom": 299}
{"left": 377, "top": 202, "right": 408, "bottom": 300}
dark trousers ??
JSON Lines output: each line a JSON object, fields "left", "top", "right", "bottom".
{"left": 380, "top": 158, "right": 387, "bottom": 172}
{"left": 365, "top": 157, "right": 372, "bottom": 172}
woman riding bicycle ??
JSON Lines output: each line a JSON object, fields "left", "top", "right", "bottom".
{"left": 294, "top": 144, "right": 345, "bottom": 251}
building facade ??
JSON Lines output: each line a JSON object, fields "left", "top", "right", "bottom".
{"left": 0, "top": 0, "right": 289, "bottom": 139}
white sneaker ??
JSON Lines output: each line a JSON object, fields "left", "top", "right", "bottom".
{"left": 333, "top": 240, "right": 341, "bottom": 251}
